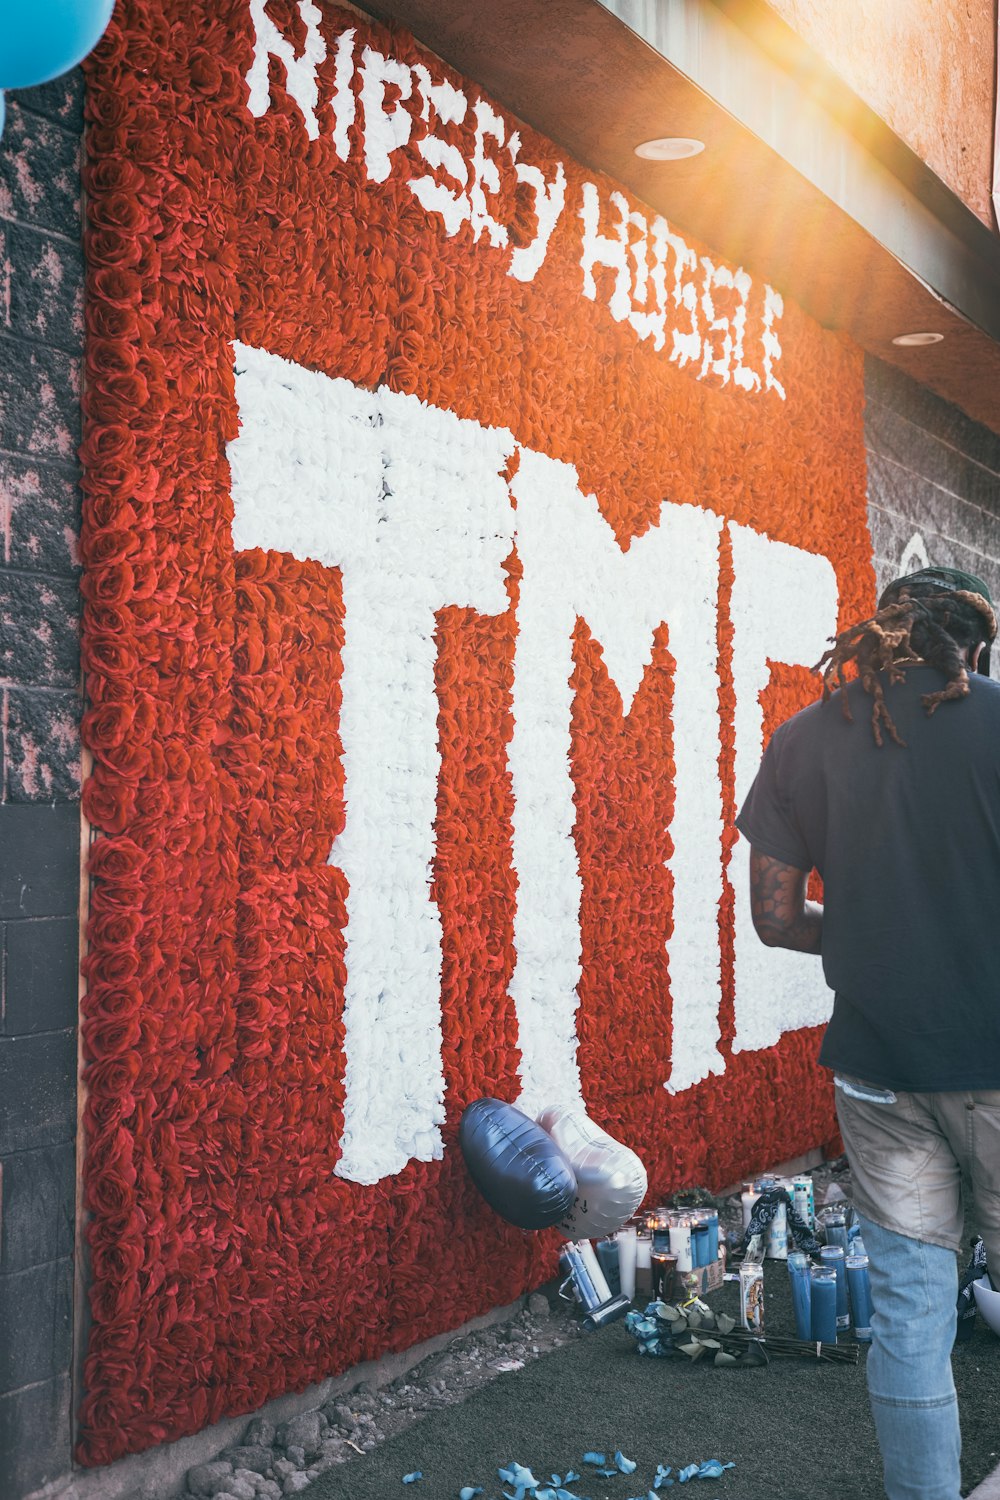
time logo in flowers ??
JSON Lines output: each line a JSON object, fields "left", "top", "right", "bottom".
{"left": 77, "top": 0, "right": 873, "bottom": 1464}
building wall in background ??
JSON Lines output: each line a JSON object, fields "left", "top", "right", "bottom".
{"left": 865, "top": 354, "right": 1000, "bottom": 635}
{"left": 2, "top": 13, "right": 1000, "bottom": 1500}
{"left": 0, "top": 76, "right": 84, "bottom": 1500}
{"left": 766, "top": 0, "right": 996, "bottom": 226}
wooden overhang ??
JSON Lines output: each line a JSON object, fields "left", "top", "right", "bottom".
{"left": 360, "top": 0, "right": 1000, "bottom": 434}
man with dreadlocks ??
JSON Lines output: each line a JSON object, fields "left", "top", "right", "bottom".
{"left": 736, "top": 566, "right": 1000, "bottom": 1500}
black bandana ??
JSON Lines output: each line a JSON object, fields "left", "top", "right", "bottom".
{"left": 740, "top": 1187, "right": 822, "bottom": 1257}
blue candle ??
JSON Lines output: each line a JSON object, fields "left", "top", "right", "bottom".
{"left": 810, "top": 1266, "right": 838, "bottom": 1343}
{"left": 820, "top": 1208, "right": 850, "bottom": 1252}
{"left": 819, "top": 1244, "right": 850, "bottom": 1329}
{"left": 704, "top": 1212, "right": 719, "bottom": 1264}
{"left": 846, "top": 1254, "right": 873, "bottom": 1342}
{"left": 787, "top": 1252, "right": 812, "bottom": 1340}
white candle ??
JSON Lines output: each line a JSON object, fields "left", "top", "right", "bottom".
{"left": 669, "top": 1219, "right": 693, "bottom": 1273}
{"left": 616, "top": 1227, "right": 637, "bottom": 1300}
{"left": 636, "top": 1233, "right": 652, "bottom": 1269}
{"left": 741, "top": 1188, "right": 761, "bottom": 1229}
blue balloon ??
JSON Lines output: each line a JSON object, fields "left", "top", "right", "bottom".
{"left": 0, "top": 0, "right": 115, "bottom": 90}
{"left": 459, "top": 1098, "right": 577, "bottom": 1231}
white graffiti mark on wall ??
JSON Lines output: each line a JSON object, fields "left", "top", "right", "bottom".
{"left": 243, "top": 0, "right": 786, "bottom": 397}
{"left": 227, "top": 343, "right": 837, "bottom": 1185}
{"left": 901, "top": 531, "right": 929, "bottom": 574}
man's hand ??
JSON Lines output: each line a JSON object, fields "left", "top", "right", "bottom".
{"left": 748, "top": 848, "right": 823, "bottom": 954}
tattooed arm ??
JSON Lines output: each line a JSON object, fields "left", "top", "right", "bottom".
{"left": 748, "top": 848, "right": 823, "bottom": 955}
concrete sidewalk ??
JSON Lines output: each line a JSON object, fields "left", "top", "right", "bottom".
{"left": 969, "top": 1462, "right": 1000, "bottom": 1499}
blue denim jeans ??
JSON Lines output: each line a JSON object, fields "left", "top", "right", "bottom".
{"left": 835, "top": 1081, "right": 1000, "bottom": 1498}
{"left": 856, "top": 1212, "right": 961, "bottom": 1500}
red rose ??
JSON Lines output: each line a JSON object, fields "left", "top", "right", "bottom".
{"left": 89, "top": 837, "right": 146, "bottom": 882}
{"left": 90, "top": 267, "right": 143, "bottom": 309}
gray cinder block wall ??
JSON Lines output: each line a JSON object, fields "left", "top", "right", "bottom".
{"left": 865, "top": 354, "right": 1000, "bottom": 659}
{"left": 0, "top": 76, "right": 84, "bottom": 1500}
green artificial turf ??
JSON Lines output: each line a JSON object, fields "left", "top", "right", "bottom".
{"left": 302, "top": 1260, "right": 999, "bottom": 1500}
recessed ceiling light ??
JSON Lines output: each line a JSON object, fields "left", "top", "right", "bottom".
{"left": 634, "top": 137, "right": 705, "bottom": 162}
{"left": 891, "top": 331, "right": 944, "bottom": 347}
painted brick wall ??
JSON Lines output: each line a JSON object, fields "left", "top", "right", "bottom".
{"left": 865, "top": 354, "right": 1000, "bottom": 677}
{"left": 0, "top": 74, "right": 84, "bottom": 1500}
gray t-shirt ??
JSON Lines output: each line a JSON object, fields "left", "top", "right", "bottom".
{"left": 736, "top": 665, "right": 1000, "bottom": 1091}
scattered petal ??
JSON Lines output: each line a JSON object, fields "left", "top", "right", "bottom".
{"left": 614, "top": 1451, "right": 637, "bottom": 1474}
{"left": 402, "top": 1474, "right": 423, "bottom": 1486}
{"left": 459, "top": 1489, "right": 483, "bottom": 1500}
{"left": 583, "top": 1452, "right": 607, "bottom": 1466}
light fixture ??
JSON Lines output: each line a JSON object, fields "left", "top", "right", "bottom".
{"left": 891, "top": 331, "right": 944, "bottom": 347}
{"left": 634, "top": 137, "right": 705, "bottom": 162}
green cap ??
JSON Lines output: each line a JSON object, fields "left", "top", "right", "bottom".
{"left": 878, "top": 565, "right": 993, "bottom": 610}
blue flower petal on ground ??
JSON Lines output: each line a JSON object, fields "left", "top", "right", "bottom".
{"left": 696, "top": 1461, "right": 734, "bottom": 1478}
{"left": 654, "top": 1465, "right": 673, "bottom": 1489}
{"left": 459, "top": 1489, "right": 483, "bottom": 1500}
{"left": 596, "top": 1469, "right": 618, "bottom": 1478}
{"left": 583, "top": 1452, "right": 607, "bottom": 1466}
{"left": 402, "top": 1474, "right": 423, "bottom": 1485}
{"left": 614, "top": 1452, "right": 638, "bottom": 1474}
{"left": 498, "top": 1461, "right": 541, "bottom": 1499}
{"left": 678, "top": 1465, "right": 700, "bottom": 1482}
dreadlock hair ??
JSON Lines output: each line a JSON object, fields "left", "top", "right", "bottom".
{"left": 814, "top": 583, "right": 997, "bottom": 747}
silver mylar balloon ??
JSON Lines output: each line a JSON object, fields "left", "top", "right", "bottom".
{"left": 537, "top": 1103, "right": 647, "bottom": 1240}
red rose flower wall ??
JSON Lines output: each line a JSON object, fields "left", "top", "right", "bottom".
{"left": 78, "top": 0, "right": 873, "bottom": 1462}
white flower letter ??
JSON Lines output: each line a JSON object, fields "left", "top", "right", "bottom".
{"left": 728, "top": 521, "right": 838, "bottom": 1054}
